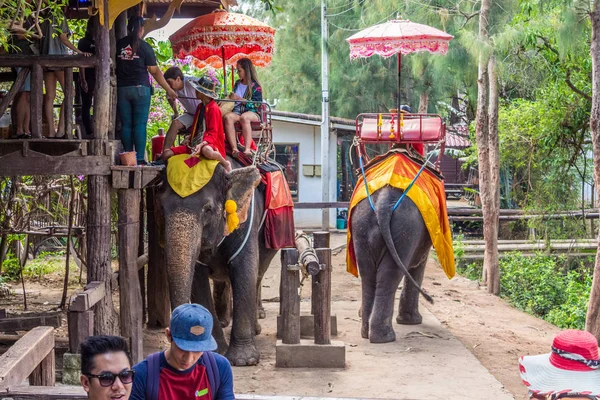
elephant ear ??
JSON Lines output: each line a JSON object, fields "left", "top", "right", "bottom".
{"left": 224, "top": 166, "right": 261, "bottom": 235}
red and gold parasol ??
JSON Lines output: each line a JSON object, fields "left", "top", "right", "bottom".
{"left": 170, "top": 10, "right": 275, "bottom": 70}
{"left": 346, "top": 19, "right": 453, "bottom": 111}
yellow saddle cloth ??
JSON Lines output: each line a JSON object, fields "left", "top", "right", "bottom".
{"left": 346, "top": 152, "right": 455, "bottom": 279}
{"left": 167, "top": 155, "right": 219, "bottom": 198}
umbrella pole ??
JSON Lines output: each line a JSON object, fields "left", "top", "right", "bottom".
{"left": 222, "top": 47, "right": 227, "bottom": 96}
{"left": 397, "top": 53, "right": 402, "bottom": 132}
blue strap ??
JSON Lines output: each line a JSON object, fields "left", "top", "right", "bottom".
{"left": 202, "top": 352, "right": 220, "bottom": 397}
{"left": 146, "top": 352, "right": 161, "bottom": 400}
{"left": 392, "top": 160, "right": 428, "bottom": 211}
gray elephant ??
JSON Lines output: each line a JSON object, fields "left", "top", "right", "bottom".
{"left": 159, "top": 159, "right": 277, "bottom": 366}
{"left": 350, "top": 186, "right": 433, "bottom": 343}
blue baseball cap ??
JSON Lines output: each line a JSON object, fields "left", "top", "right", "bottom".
{"left": 169, "top": 304, "right": 218, "bottom": 352}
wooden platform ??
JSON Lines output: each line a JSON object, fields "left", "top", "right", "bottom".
{"left": 111, "top": 165, "right": 164, "bottom": 189}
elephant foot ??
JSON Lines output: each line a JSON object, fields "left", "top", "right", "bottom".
{"left": 396, "top": 311, "right": 423, "bottom": 325}
{"left": 255, "top": 320, "right": 262, "bottom": 335}
{"left": 257, "top": 306, "right": 266, "bottom": 319}
{"left": 219, "top": 317, "right": 231, "bottom": 328}
{"left": 361, "top": 323, "right": 369, "bottom": 339}
{"left": 225, "top": 340, "right": 260, "bottom": 366}
{"left": 216, "top": 339, "right": 228, "bottom": 355}
{"left": 369, "top": 325, "right": 396, "bottom": 343}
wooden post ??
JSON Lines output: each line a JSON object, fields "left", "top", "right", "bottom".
{"left": 30, "top": 63, "right": 43, "bottom": 138}
{"left": 138, "top": 192, "right": 146, "bottom": 324}
{"left": 117, "top": 189, "right": 143, "bottom": 364}
{"left": 64, "top": 68, "right": 73, "bottom": 139}
{"left": 94, "top": 9, "right": 110, "bottom": 139}
{"left": 67, "top": 310, "right": 93, "bottom": 354}
{"left": 146, "top": 187, "right": 170, "bottom": 327}
{"left": 280, "top": 249, "right": 300, "bottom": 345}
{"left": 86, "top": 141, "right": 115, "bottom": 335}
{"left": 314, "top": 248, "right": 332, "bottom": 345}
{"left": 311, "top": 231, "right": 330, "bottom": 315}
{"left": 28, "top": 350, "right": 55, "bottom": 386}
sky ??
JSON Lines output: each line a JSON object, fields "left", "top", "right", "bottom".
{"left": 146, "top": 18, "right": 193, "bottom": 41}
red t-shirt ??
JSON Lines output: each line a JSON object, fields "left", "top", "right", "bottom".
{"left": 158, "top": 362, "right": 211, "bottom": 400}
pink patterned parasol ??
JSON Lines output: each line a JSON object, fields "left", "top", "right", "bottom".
{"left": 346, "top": 19, "right": 453, "bottom": 111}
{"left": 170, "top": 11, "right": 275, "bottom": 69}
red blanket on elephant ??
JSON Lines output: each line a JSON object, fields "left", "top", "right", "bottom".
{"left": 346, "top": 151, "right": 455, "bottom": 279}
{"left": 233, "top": 153, "right": 295, "bottom": 249}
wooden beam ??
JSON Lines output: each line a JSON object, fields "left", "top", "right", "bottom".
{"left": 0, "top": 152, "right": 111, "bottom": 176}
{"left": 64, "top": 68, "right": 74, "bottom": 139}
{"left": 313, "top": 248, "right": 332, "bottom": 345}
{"left": 0, "top": 68, "right": 29, "bottom": 118}
{"left": 146, "top": 187, "right": 170, "bottom": 328}
{"left": 0, "top": 315, "right": 61, "bottom": 331}
{"left": 0, "top": 326, "right": 54, "bottom": 389}
{"left": 280, "top": 249, "right": 300, "bottom": 345}
{"left": 5, "top": 387, "right": 385, "bottom": 400}
{"left": 117, "top": 189, "right": 143, "bottom": 363}
{"left": 0, "top": 55, "right": 96, "bottom": 68}
{"left": 67, "top": 310, "right": 93, "bottom": 354}
{"left": 28, "top": 350, "right": 55, "bottom": 387}
{"left": 30, "top": 63, "right": 43, "bottom": 138}
{"left": 293, "top": 202, "right": 349, "bottom": 209}
{"left": 69, "top": 281, "right": 105, "bottom": 312}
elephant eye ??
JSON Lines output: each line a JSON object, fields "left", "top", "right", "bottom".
{"left": 203, "top": 203, "right": 213, "bottom": 214}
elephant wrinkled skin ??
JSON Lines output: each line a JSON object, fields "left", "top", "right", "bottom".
{"left": 350, "top": 186, "right": 432, "bottom": 343}
{"left": 159, "top": 158, "right": 277, "bottom": 366}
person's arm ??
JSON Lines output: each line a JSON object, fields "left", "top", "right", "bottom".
{"left": 148, "top": 66, "right": 177, "bottom": 99}
{"left": 213, "top": 354, "right": 235, "bottom": 400}
{"left": 60, "top": 33, "right": 91, "bottom": 55}
{"left": 168, "top": 97, "right": 179, "bottom": 117}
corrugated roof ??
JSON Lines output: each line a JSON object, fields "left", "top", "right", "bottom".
{"left": 445, "top": 125, "right": 471, "bottom": 148}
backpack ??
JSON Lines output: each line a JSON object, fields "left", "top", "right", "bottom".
{"left": 145, "top": 351, "right": 220, "bottom": 400}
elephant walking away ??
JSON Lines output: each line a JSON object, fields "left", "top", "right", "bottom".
{"left": 160, "top": 156, "right": 277, "bottom": 366}
{"left": 350, "top": 186, "right": 433, "bottom": 343}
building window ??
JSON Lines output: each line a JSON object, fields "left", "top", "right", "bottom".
{"left": 274, "top": 143, "right": 299, "bottom": 201}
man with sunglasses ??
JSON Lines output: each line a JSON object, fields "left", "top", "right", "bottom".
{"left": 80, "top": 335, "right": 135, "bottom": 400}
{"left": 130, "top": 303, "right": 234, "bottom": 400}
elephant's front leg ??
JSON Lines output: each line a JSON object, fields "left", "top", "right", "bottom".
{"left": 225, "top": 249, "right": 260, "bottom": 366}
{"left": 190, "top": 264, "right": 228, "bottom": 354}
{"left": 397, "top": 256, "right": 427, "bottom": 325}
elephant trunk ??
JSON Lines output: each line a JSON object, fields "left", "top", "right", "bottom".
{"left": 165, "top": 209, "right": 203, "bottom": 308}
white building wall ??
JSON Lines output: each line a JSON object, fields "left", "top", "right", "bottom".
{"left": 271, "top": 118, "right": 338, "bottom": 228}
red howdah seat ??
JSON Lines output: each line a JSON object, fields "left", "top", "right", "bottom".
{"left": 358, "top": 113, "right": 445, "bottom": 143}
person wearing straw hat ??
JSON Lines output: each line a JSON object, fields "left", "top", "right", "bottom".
{"left": 519, "top": 329, "right": 600, "bottom": 399}
{"left": 162, "top": 76, "right": 231, "bottom": 172}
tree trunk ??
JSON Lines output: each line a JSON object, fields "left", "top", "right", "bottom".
{"left": 418, "top": 91, "right": 429, "bottom": 114}
{"left": 486, "top": 55, "right": 500, "bottom": 294}
{"left": 586, "top": 1, "right": 600, "bottom": 340}
{"left": 475, "top": 0, "right": 498, "bottom": 291}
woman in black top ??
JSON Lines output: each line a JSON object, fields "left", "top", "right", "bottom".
{"left": 116, "top": 16, "right": 176, "bottom": 164}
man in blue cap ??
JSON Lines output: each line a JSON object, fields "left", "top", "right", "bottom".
{"left": 130, "top": 304, "right": 234, "bottom": 400}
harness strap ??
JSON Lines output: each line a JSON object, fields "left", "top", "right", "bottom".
{"left": 228, "top": 193, "right": 255, "bottom": 263}
{"left": 146, "top": 352, "right": 161, "bottom": 400}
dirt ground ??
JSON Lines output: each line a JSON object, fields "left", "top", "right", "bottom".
{"left": 1, "top": 233, "right": 561, "bottom": 399}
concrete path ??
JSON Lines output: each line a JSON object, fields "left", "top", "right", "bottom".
{"left": 231, "top": 233, "right": 514, "bottom": 399}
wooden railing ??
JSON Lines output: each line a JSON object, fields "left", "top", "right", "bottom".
{"left": 0, "top": 54, "right": 97, "bottom": 139}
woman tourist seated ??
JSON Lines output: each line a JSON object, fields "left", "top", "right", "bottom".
{"left": 223, "top": 58, "right": 262, "bottom": 157}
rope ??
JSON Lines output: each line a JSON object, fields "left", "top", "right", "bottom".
{"left": 228, "top": 192, "right": 255, "bottom": 263}
{"left": 391, "top": 146, "right": 439, "bottom": 211}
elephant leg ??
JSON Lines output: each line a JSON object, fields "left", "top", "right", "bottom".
{"left": 369, "top": 254, "right": 402, "bottom": 343}
{"left": 225, "top": 249, "right": 260, "bottom": 366}
{"left": 190, "top": 264, "right": 228, "bottom": 354}
{"left": 356, "top": 254, "right": 376, "bottom": 340}
{"left": 397, "top": 256, "right": 426, "bottom": 325}
{"left": 256, "top": 249, "right": 276, "bottom": 320}
{"left": 213, "top": 280, "right": 232, "bottom": 328}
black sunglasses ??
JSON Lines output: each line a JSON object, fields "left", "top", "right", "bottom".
{"left": 85, "top": 369, "right": 135, "bottom": 387}
{"left": 551, "top": 394, "right": 599, "bottom": 400}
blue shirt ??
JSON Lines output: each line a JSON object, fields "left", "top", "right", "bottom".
{"left": 130, "top": 351, "right": 234, "bottom": 400}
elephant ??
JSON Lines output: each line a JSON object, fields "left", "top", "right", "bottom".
{"left": 350, "top": 185, "right": 433, "bottom": 343}
{"left": 159, "top": 158, "right": 278, "bottom": 366}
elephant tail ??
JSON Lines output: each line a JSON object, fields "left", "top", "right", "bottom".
{"left": 374, "top": 194, "right": 434, "bottom": 304}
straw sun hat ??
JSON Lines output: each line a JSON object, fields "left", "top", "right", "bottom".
{"left": 519, "top": 330, "right": 600, "bottom": 398}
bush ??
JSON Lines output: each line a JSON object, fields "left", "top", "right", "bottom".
{"left": 460, "top": 252, "right": 592, "bottom": 330}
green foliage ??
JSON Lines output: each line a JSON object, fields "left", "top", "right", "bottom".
{"left": 458, "top": 252, "right": 592, "bottom": 330}
{"left": 2, "top": 251, "right": 76, "bottom": 282}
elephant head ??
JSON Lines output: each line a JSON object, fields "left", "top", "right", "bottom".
{"left": 159, "top": 165, "right": 261, "bottom": 308}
